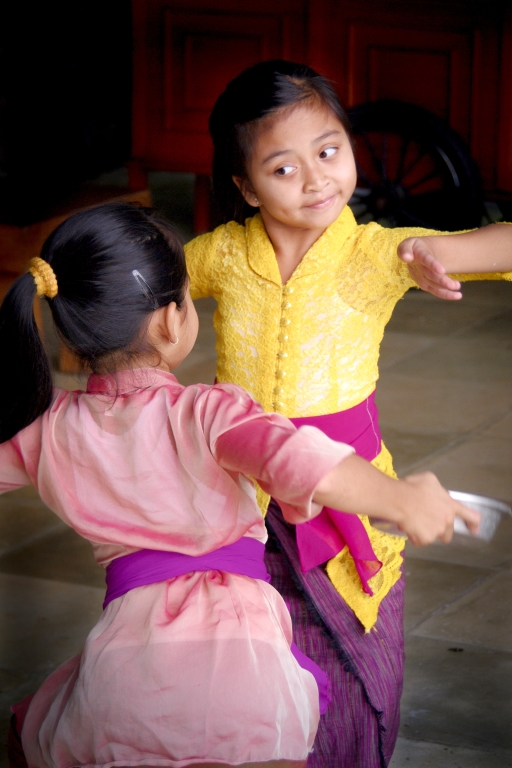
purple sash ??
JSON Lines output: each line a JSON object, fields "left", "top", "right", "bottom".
{"left": 104, "top": 537, "right": 331, "bottom": 714}
{"left": 290, "top": 391, "right": 383, "bottom": 595}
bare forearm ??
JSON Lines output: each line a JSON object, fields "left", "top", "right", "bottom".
{"left": 401, "top": 223, "right": 512, "bottom": 275}
{"left": 313, "top": 454, "right": 406, "bottom": 521}
{"left": 312, "top": 454, "right": 480, "bottom": 546}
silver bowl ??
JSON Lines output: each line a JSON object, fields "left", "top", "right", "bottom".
{"left": 449, "top": 491, "right": 511, "bottom": 542}
{"left": 369, "top": 491, "right": 511, "bottom": 542}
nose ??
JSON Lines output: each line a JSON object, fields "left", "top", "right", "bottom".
{"left": 303, "top": 162, "right": 328, "bottom": 193}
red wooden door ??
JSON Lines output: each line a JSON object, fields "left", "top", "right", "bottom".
{"left": 310, "top": 0, "right": 508, "bottom": 194}
{"left": 132, "top": 0, "right": 307, "bottom": 177}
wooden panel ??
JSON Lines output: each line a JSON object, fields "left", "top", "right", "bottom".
{"left": 163, "top": 10, "right": 278, "bottom": 133}
{"left": 368, "top": 49, "right": 450, "bottom": 119}
{"left": 347, "top": 23, "right": 472, "bottom": 140}
{"left": 131, "top": 0, "right": 510, "bottom": 194}
{"left": 132, "top": 1, "right": 306, "bottom": 175}
{"left": 497, "top": 7, "right": 512, "bottom": 191}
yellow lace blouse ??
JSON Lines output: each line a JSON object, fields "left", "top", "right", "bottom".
{"left": 185, "top": 206, "right": 512, "bottom": 630}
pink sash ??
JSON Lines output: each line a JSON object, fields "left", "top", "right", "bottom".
{"left": 290, "top": 391, "right": 383, "bottom": 595}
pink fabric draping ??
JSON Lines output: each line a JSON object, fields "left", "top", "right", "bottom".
{"left": 103, "top": 539, "right": 331, "bottom": 714}
{"left": 290, "top": 392, "right": 383, "bottom": 595}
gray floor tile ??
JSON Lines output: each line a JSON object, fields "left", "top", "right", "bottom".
{"left": 194, "top": 295, "right": 217, "bottom": 316}
{"left": 456, "top": 279, "right": 512, "bottom": 306}
{"left": 390, "top": 737, "right": 512, "bottom": 767}
{"left": 379, "top": 332, "right": 435, "bottom": 370}
{"left": 411, "top": 568, "right": 512, "bottom": 652}
{"left": 380, "top": 427, "right": 464, "bottom": 473}
{"left": 0, "top": 573, "right": 103, "bottom": 674}
{"left": 173, "top": 356, "right": 218, "bottom": 386}
{"left": 457, "top": 307, "right": 512, "bottom": 344}
{"left": 0, "top": 574, "right": 104, "bottom": 766}
{"left": 408, "top": 433, "right": 512, "bottom": 503}
{"left": 480, "top": 408, "right": 512, "bottom": 439}
{"left": 386, "top": 293, "right": 507, "bottom": 336}
{"left": 389, "top": 337, "right": 512, "bottom": 382}
{"left": 0, "top": 526, "right": 106, "bottom": 589}
{"left": 0, "top": 488, "right": 67, "bottom": 557}
{"left": 400, "top": 636, "right": 512, "bottom": 751}
{"left": 376, "top": 374, "right": 512, "bottom": 434}
{"left": 403, "top": 559, "right": 492, "bottom": 633}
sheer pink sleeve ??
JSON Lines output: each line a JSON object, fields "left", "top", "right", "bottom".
{"left": 206, "top": 385, "right": 354, "bottom": 524}
{"left": 0, "top": 419, "right": 41, "bottom": 492}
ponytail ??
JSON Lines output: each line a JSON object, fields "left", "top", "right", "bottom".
{"left": 0, "top": 273, "right": 53, "bottom": 442}
{"left": 0, "top": 202, "right": 188, "bottom": 444}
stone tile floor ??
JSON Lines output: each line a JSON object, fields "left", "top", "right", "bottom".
{"left": 0, "top": 280, "right": 511, "bottom": 767}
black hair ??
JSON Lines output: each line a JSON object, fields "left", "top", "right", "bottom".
{"left": 0, "top": 202, "right": 187, "bottom": 443}
{"left": 209, "top": 59, "right": 352, "bottom": 224}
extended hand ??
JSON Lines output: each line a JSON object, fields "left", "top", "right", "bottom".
{"left": 398, "top": 237, "right": 463, "bottom": 300}
{"left": 400, "top": 471, "right": 480, "bottom": 545}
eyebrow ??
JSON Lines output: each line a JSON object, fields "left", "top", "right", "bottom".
{"left": 262, "top": 130, "right": 342, "bottom": 165}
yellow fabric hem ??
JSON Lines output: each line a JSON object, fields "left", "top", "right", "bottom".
{"left": 450, "top": 271, "right": 512, "bottom": 282}
{"left": 325, "top": 444, "right": 405, "bottom": 631}
{"left": 326, "top": 518, "right": 405, "bottom": 633}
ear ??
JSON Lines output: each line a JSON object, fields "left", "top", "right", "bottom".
{"left": 148, "top": 302, "right": 179, "bottom": 346}
{"left": 232, "top": 176, "right": 260, "bottom": 208}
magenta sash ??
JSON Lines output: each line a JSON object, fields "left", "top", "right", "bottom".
{"left": 103, "top": 538, "right": 331, "bottom": 714}
{"left": 290, "top": 391, "right": 383, "bottom": 595}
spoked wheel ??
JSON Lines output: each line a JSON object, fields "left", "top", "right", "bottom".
{"left": 347, "top": 99, "right": 484, "bottom": 231}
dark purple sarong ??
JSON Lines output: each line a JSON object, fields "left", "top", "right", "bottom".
{"left": 268, "top": 393, "right": 404, "bottom": 767}
{"left": 265, "top": 504, "right": 404, "bottom": 768}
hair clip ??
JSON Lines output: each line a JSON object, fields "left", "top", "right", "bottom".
{"left": 132, "top": 270, "right": 159, "bottom": 310}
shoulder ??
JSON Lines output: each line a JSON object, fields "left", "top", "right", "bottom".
{"left": 173, "top": 381, "right": 265, "bottom": 438}
{"left": 185, "top": 221, "right": 248, "bottom": 298}
{"left": 354, "top": 221, "right": 440, "bottom": 271}
{"left": 185, "top": 220, "right": 246, "bottom": 259}
{"left": 172, "top": 379, "right": 259, "bottom": 412}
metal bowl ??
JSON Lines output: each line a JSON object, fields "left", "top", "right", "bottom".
{"left": 369, "top": 491, "right": 511, "bottom": 542}
{"left": 449, "top": 491, "right": 511, "bottom": 542}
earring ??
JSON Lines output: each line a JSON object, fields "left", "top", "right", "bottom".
{"left": 169, "top": 337, "right": 179, "bottom": 345}
{"left": 254, "top": 197, "right": 259, "bottom": 205}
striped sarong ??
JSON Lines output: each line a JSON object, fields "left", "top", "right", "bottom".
{"left": 265, "top": 503, "right": 404, "bottom": 768}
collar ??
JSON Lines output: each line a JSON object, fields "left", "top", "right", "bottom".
{"left": 245, "top": 205, "right": 358, "bottom": 285}
{"left": 86, "top": 368, "right": 178, "bottom": 396}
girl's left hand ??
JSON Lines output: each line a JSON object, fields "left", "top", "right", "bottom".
{"left": 398, "top": 237, "right": 463, "bottom": 300}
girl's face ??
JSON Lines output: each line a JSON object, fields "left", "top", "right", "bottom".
{"left": 239, "top": 102, "right": 357, "bottom": 234}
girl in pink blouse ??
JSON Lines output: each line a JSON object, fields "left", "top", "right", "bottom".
{"left": 0, "top": 203, "right": 477, "bottom": 768}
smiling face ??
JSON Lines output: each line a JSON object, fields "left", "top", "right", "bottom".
{"left": 236, "top": 101, "right": 357, "bottom": 235}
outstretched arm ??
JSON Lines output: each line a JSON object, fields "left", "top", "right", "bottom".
{"left": 398, "top": 223, "right": 512, "bottom": 300}
{"left": 313, "top": 454, "right": 480, "bottom": 546}
{"left": 210, "top": 386, "right": 480, "bottom": 547}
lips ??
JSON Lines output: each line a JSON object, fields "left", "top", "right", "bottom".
{"left": 307, "top": 194, "right": 336, "bottom": 210}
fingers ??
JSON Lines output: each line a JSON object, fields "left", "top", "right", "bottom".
{"left": 437, "top": 526, "right": 454, "bottom": 545}
{"left": 418, "top": 285, "right": 463, "bottom": 300}
{"left": 407, "top": 264, "right": 462, "bottom": 299}
{"left": 456, "top": 504, "right": 481, "bottom": 535}
{"left": 416, "top": 270, "right": 461, "bottom": 290}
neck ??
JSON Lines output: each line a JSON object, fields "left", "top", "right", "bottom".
{"left": 259, "top": 211, "right": 327, "bottom": 284}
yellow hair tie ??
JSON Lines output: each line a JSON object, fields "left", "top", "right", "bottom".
{"left": 28, "top": 257, "right": 58, "bottom": 299}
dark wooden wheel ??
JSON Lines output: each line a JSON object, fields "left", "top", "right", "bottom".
{"left": 347, "top": 99, "right": 484, "bottom": 231}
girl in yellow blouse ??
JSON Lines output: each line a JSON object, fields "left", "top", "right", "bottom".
{"left": 185, "top": 60, "right": 512, "bottom": 768}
